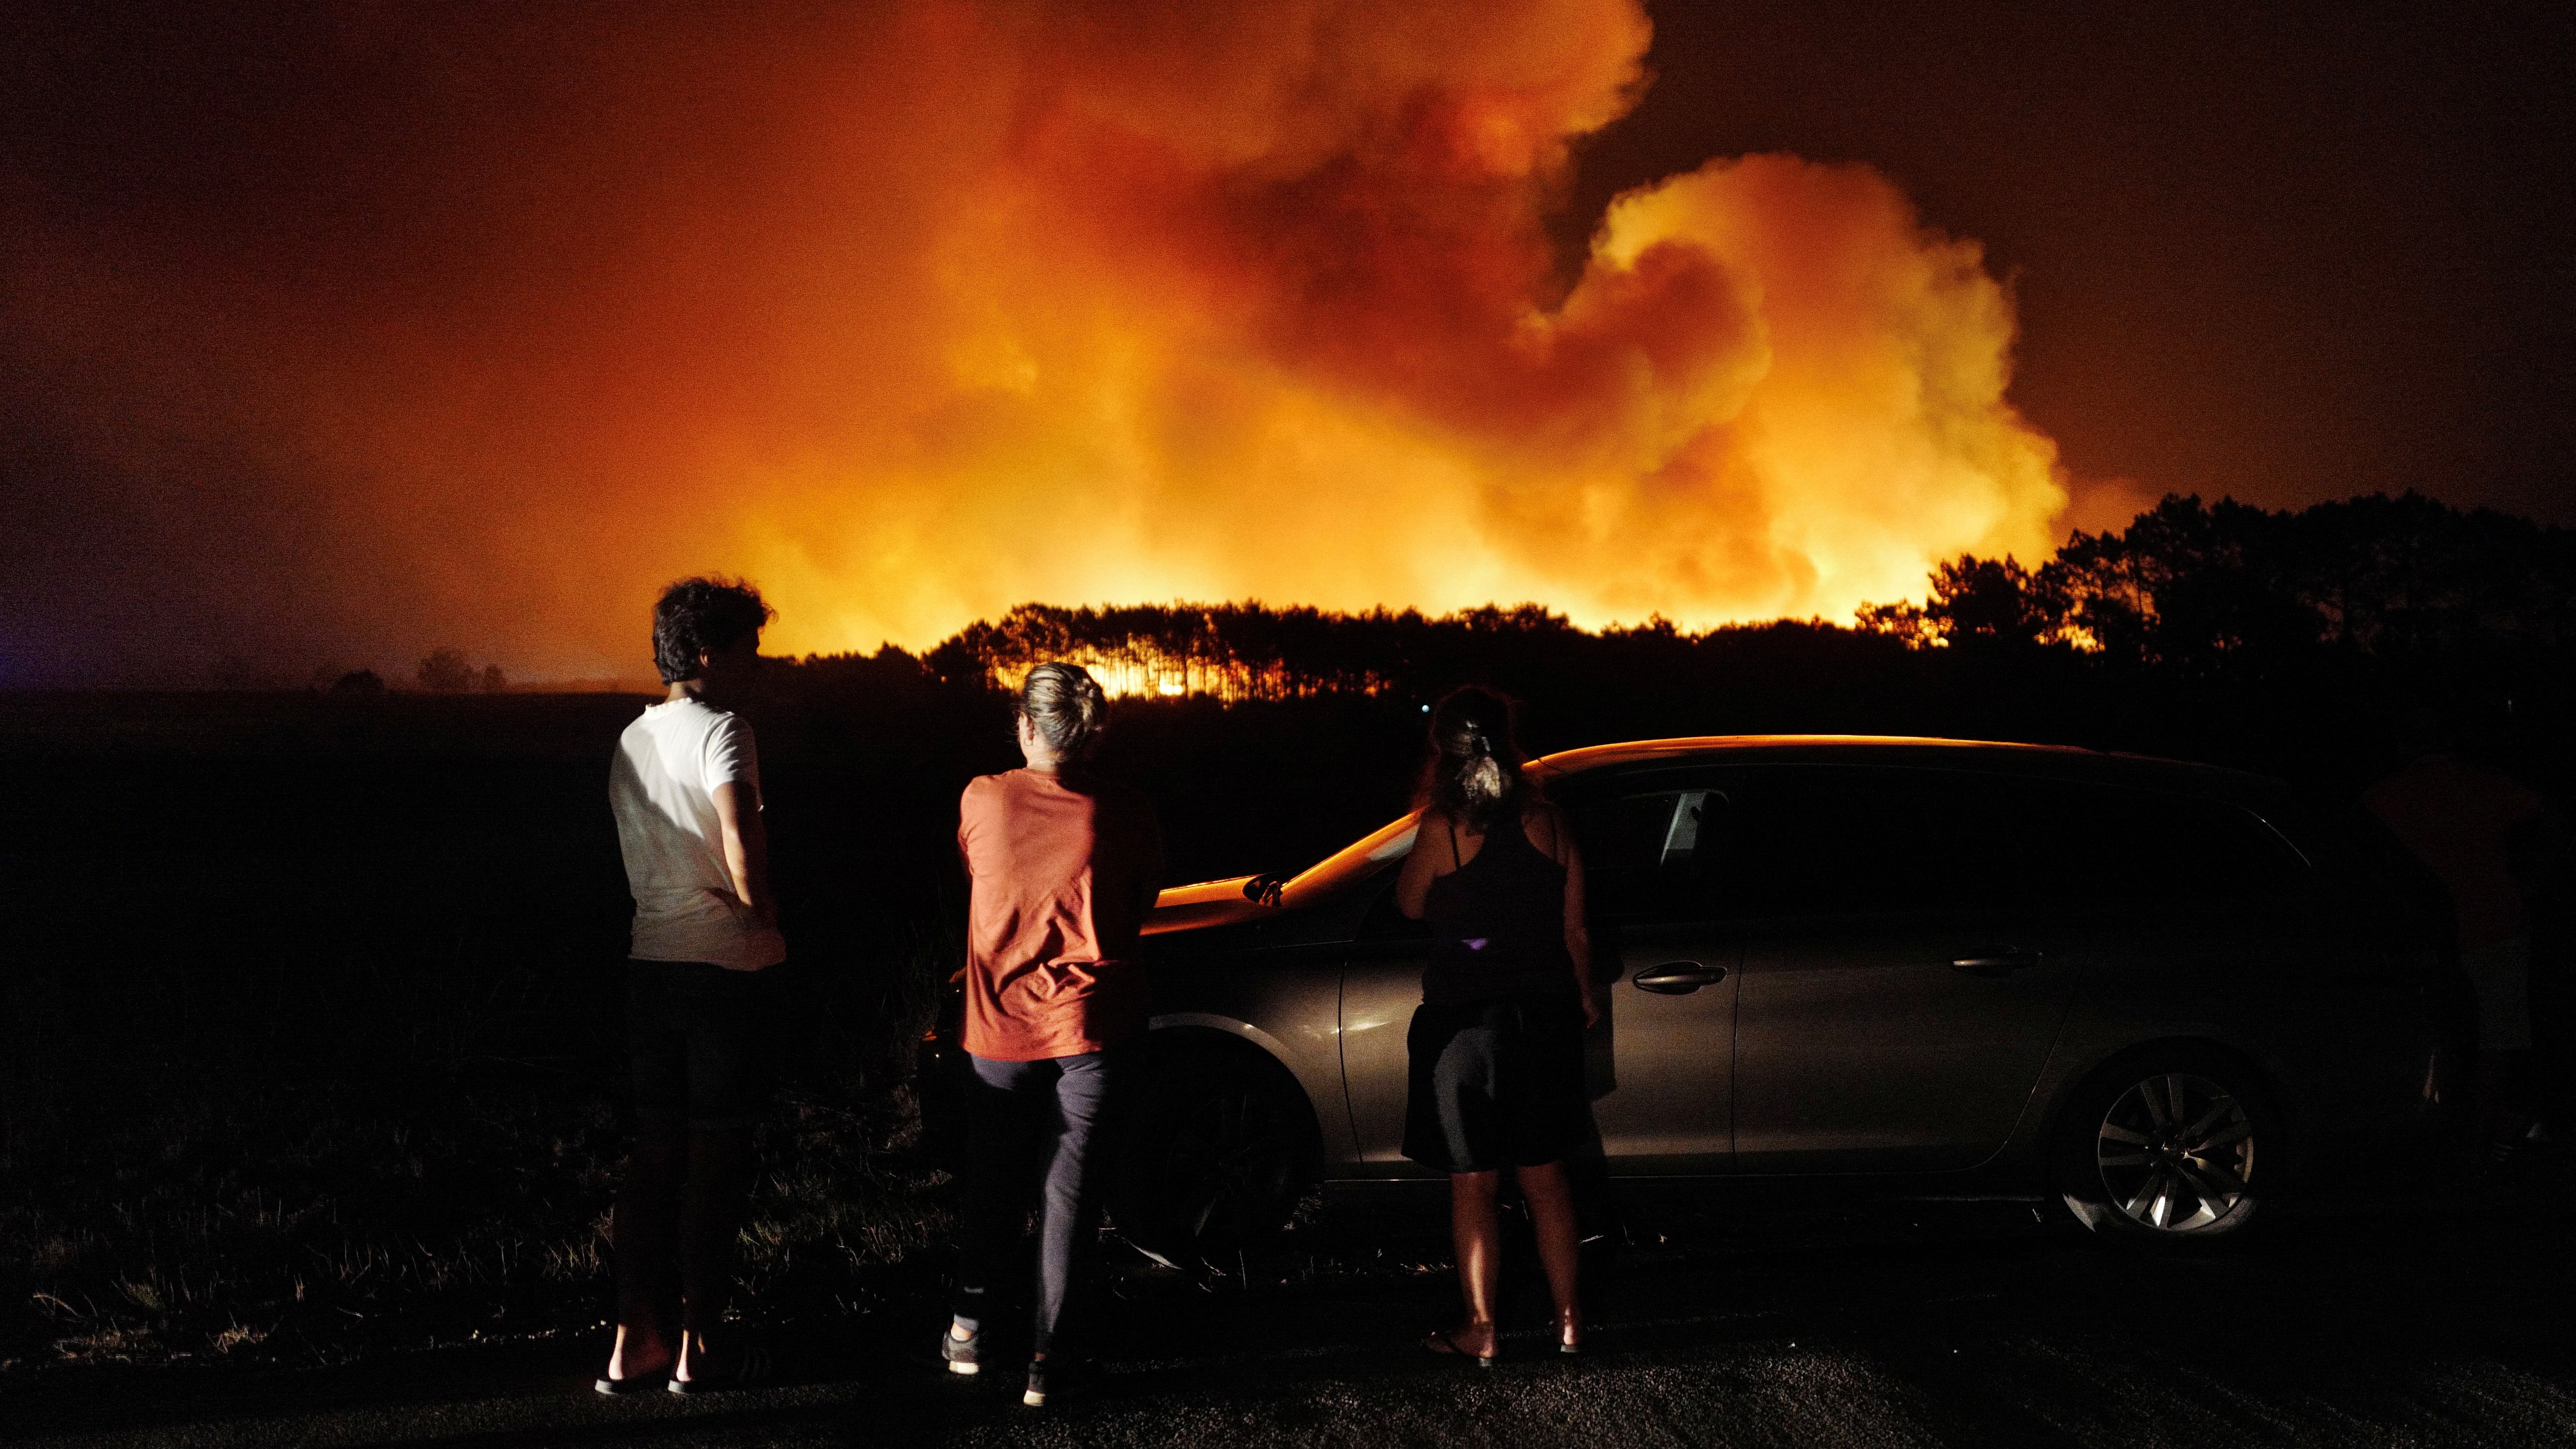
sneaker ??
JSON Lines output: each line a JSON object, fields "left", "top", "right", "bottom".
{"left": 1022, "top": 1356, "right": 1096, "bottom": 1408}
{"left": 1021, "top": 1357, "right": 1095, "bottom": 1407}
{"left": 941, "top": 1321, "right": 982, "bottom": 1376}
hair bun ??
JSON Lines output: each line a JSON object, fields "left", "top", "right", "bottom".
{"left": 1019, "top": 661, "right": 1108, "bottom": 761}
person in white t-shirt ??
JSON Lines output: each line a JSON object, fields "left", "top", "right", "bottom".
{"left": 597, "top": 577, "right": 784, "bottom": 1396}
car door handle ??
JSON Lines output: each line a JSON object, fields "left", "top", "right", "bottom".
{"left": 1950, "top": 947, "right": 2043, "bottom": 977}
{"left": 1634, "top": 961, "right": 1730, "bottom": 994}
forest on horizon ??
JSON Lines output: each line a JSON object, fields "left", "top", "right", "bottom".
{"left": 790, "top": 489, "right": 2576, "bottom": 716}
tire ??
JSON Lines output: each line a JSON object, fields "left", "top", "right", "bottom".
{"left": 1112, "top": 1035, "right": 1320, "bottom": 1268}
{"left": 2053, "top": 1046, "right": 2278, "bottom": 1244}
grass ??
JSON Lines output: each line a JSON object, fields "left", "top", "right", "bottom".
{"left": 0, "top": 917, "right": 957, "bottom": 1375}
{"left": 0, "top": 692, "right": 984, "bottom": 1376}
{"left": 0, "top": 687, "right": 1405, "bottom": 1379}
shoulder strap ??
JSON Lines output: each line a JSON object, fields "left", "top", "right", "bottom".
{"left": 1446, "top": 814, "right": 1462, "bottom": 871}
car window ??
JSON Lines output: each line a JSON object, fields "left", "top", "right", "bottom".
{"left": 1569, "top": 787, "right": 1734, "bottom": 923}
{"left": 2078, "top": 788, "right": 2313, "bottom": 913}
{"left": 1725, "top": 768, "right": 2025, "bottom": 916}
{"left": 1722, "top": 766, "right": 2311, "bottom": 919}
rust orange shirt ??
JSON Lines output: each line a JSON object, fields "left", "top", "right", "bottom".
{"left": 959, "top": 768, "right": 1165, "bottom": 1061}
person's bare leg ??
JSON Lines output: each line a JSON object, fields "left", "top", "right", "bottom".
{"left": 1513, "top": 1161, "right": 1581, "bottom": 1350}
{"left": 673, "top": 1122, "right": 757, "bottom": 1382}
{"left": 606, "top": 1323, "right": 671, "bottom": 1383}
{"left": 1434, "top": 1170, "right": 1502, "bottom": 1359}
{"left": 606, "top": 1128, "right": 684, "bottom": 1380}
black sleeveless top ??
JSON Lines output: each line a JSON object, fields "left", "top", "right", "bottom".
{"left": 1420, "top": 811, "right": 1580, "bottom": 1007}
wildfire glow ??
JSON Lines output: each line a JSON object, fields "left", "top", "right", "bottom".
{"left": 0, "top": 0, "right": 2067, "bottom": 680}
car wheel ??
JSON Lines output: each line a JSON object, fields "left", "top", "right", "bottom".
{"left": 1114, "top": 1038, "right": 1318, "bottom": 1267}
{"left": 2055, "top": 1049, "right": 2274, "bottom": 1243}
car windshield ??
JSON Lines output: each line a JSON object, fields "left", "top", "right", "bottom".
{"left": 1282, "top": 810, "right": 1418, "bottom": 907}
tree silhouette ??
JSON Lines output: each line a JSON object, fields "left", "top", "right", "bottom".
{"left": 744, "top": 489, "right": 2576, "bottom": 799}
{"left": 418, "top": 649, "right": 473, "bottom": 693}
{"left": 1841, "top": 491, "right": 2576, "bottom": 676}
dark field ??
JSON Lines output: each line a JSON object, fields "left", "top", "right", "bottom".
{"left": 0, "top": 684, "right": 1437, "bottom": 1377}
{"left": 3, "top": 656, "right": 2572, "bottom": 1389}
{"left": 14, "top": 1193, "right": 2576, "bottom": 1448}
{"left": 0, "top": 691, "right": 935, "bottom": 1375}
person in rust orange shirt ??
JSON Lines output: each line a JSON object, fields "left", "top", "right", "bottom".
{"left": 942, "top": 662, "right": 1163, "bottom": 1406}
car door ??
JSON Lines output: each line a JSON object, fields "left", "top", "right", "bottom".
{"left": 1338, "top": 855, "right": 1441, "bottom": 1171}
{"left": 1563, "top": 774, "right": 1743, "bottom": 1174}
{"left": 1336, "top": 776, "right": 1743, "bottom": 1174}
{"left": 1341, "top": 836, "right": 1623, "bottom": 1171}
{"left": 2067, "top": 788, "right": 2431, "bottom": 1123}
{"left": 1725, "top": 766, "right": 2088, "bottom": 1175}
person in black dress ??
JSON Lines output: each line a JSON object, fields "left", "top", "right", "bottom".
{"left": 1394, "top": 687, "right": 1598, "bottom": 1365}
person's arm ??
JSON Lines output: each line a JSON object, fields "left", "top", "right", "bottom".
{"left": 702, "top": 716, "right": 775, "bottom": 930}
{"left": 712, "top": 781, "right": 773, "bottom": 927}
{"left": 952, "top": 782, "right": 981, "bottom": 985}
{"left": 1551, "top": 806, "right": 1600, "bottom": 1027}
{"left": 1394, "top": 810, "right": 1443, "bottom": 919}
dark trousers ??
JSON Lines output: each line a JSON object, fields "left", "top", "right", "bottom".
{"left": 626, "top": 960, "right": 779, "bottom": 1130}
{"left": 615, "top": 961, "right": 778, "bottom": 1341}
{"left": 954, "top": 1048, "right": 1123, "bottom": 1358}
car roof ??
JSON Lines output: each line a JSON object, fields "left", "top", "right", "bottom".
{"left": 1533, "top": 734, "right": 2286, "bottom": 804}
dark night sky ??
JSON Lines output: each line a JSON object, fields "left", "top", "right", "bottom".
{"left": 1589, "top": 0, "right": 2576, "bottom": 527}
{"left": 1, "top": 0, "right": 2571, "bottom": 684}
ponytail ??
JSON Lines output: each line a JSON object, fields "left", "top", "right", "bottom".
{"left": 1419, "top": 686, "right": 1528, "bottom": 830}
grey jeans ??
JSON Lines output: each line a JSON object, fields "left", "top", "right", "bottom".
{"left": 953, "top": 1048, "right": 1124, "bottom": 1358}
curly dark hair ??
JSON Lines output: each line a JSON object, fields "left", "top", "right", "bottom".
{"left": 1416, "top": 686, "right": 1533, "bottom": 832}
{"left": 652, "top": 577, "right": 775, "bottom": 684}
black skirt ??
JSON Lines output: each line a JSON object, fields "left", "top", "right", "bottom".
{"left": 1400, "top": 992, "right": 1590, "bottom": 1174}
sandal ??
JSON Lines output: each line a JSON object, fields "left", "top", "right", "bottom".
{"left": 593, "top": 1371, "right": 668, "bottom": 1396}
{"left": 667, "top": 1344, "right": 771, "bottom": 1395}
{"left": 1426, "top": 1328, "right": 1498, "bottom": 1370}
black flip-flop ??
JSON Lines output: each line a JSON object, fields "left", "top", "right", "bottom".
{"left": 667, "top": 1346, "right": 771, "bottom": 1395}
{"left": 1425, "top": 1329, "right": 1497, "bottom": 1370}
{"left": 593, "top": 1372, "right": 668, "bottom": 1396}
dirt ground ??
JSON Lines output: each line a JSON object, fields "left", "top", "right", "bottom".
{"left": 10, "top": 1189, "right": 2575, "bottom": 1449}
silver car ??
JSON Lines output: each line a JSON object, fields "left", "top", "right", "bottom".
{"left": 930, "top": 735, "right": 2460, "bottom": 1252}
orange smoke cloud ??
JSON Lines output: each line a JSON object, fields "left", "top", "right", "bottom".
{"left": 0, "top": 0, "right": 2063, "bottom": 681}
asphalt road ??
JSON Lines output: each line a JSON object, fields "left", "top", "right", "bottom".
{"left": 10, "top": 1192, "right": 2576, "bottom": 1449}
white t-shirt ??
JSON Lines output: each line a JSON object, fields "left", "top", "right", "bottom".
{"left": 608, "top": 697, "right": 787, "bottom": 970}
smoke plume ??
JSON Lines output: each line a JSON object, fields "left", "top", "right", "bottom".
{"left": 0, "top": 0, "right": 2064, "bottom": 682}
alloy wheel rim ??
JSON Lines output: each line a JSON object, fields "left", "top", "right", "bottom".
{"left": 2096, "top": 1072, "right": 2256, "bottom": 1232}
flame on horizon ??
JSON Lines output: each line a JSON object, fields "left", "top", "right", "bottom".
{"left": 1, "top": 0, "right": 2064, "bottom": 681}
